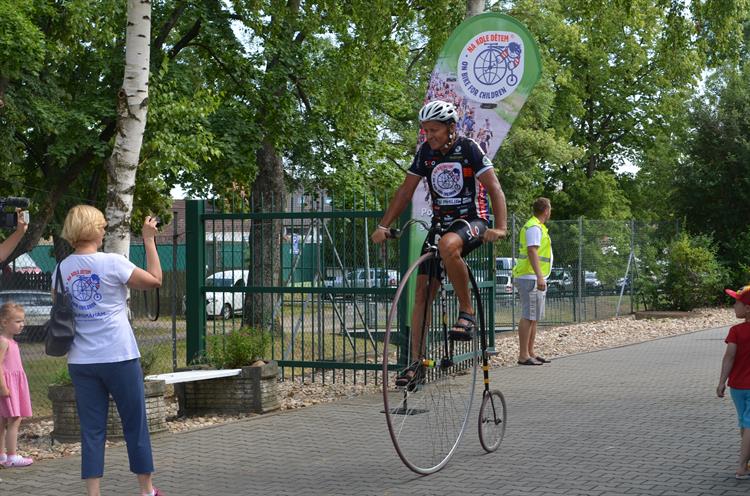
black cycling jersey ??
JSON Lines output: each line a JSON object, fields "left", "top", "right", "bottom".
{"left": 407, "top": 136, "right": 493, "bottom": 224}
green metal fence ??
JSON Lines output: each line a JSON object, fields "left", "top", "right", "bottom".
{"left": 183, "top": 196, "right": 497, "bottom": 383}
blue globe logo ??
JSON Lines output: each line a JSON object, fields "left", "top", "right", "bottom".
{"left": 473, "top": 46, "right": 508, "bottom": 86}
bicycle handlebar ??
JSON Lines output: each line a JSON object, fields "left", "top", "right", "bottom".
{"left": 386, "top": 218, "right": 473, "bottom": 240}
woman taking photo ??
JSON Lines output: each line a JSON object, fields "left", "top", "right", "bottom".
{"left": 55, "top": 205, "right": 164, "bottom": 496}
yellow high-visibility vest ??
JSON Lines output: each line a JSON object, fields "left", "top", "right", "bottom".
{"left": 512, "top": 216, "right": 551, "bottom": 278}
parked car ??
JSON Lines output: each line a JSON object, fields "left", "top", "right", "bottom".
{"left": 584, "top": 271, "right": 603, "bottom": 293}
{"left": 496, "top": 273, "right": 513, "bottom": 296}
{"left": 547, "top": 268, "right": 573, "bottom": 293}
{"left": 324, "top": 268, "right": 398, "bottom": 289}
{"left": 615, "top": 276, "right": 631, "bottom": 292}
{"left": 495, "top": 257, "right": 515, "bottom": 273}
{"left": 0, "top": 290, "right": 52, "bottom": 342}
{"left": 205, "top": 270, "right": 250, "bottom": 320}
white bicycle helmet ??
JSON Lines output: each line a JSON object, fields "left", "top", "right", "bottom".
{"left": 418, "top": 100, "right": 458, "bottom": 124}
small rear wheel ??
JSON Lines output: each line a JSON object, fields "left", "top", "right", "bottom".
{"left": 478, "top": 389, "right": 506, "bottom": 453}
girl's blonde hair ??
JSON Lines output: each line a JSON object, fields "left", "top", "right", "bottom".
{"left": 0, "top": 302, "right": 24, "bottom": 326}
{"left": 62, "top": 205, "right": 107, "bottom": 248}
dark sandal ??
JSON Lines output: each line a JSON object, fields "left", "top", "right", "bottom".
{"left": 395, "top": 364, "right": 424, "bottom": 387}
{"left": 534, "top": 355, "right": 550, "bottom": 363}
{"left": 448, "top": 311, "right": 475, "bottom": 341}
{"left": 517, "top": 358, "right": 542, "bottom": 366}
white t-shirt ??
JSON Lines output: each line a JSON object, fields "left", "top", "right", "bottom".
{"left": 517, "top": 225, "right": 554, "bottom": 280}
{"left": 53, "top": 253, "right": 140, "bottom": 364}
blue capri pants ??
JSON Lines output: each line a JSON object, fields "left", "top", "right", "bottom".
{"left": 730, "top": 387, "right": 750, "bottom": 429}
{"left": 68, "top": 358, "right": 154, "bottom": 479}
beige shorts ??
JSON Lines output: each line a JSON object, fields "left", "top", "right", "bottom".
{"left": 516, "top": 278, "right": 546, "bottom": 321}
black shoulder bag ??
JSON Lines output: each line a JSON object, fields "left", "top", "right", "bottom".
{"left": 44, "top": 262, "right": 76, "bottom": 356}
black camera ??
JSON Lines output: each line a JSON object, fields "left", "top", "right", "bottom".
{"left": 0, "top": 197, "right": 30, "bottom": 229}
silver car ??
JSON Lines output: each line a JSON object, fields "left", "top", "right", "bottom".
{"left": 0, "top": 290, "right": 52, "bottom": 342}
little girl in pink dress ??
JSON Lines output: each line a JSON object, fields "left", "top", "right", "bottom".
{"left": 0, "top": 301, "right": 33, "bottom": 467}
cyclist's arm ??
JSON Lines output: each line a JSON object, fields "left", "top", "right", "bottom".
{"left": 477, "top": 170, "right": 507, "bottom": 238}
{"left": 379, "top": 174, "right": 422, "bottom": 229}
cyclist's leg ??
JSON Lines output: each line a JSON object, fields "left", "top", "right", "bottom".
{"left": 439, "top": 219, "right": 487, "bottom": 335}
{"left": 411, "top": 273, "right": 440, "bottom": 359}
{"left": 438, "top": 232, "right": 472, "bottom": 316}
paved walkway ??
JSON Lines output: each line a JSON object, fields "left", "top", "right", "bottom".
{"left": 3, "top": 325, "right": 749, "bottom": 495}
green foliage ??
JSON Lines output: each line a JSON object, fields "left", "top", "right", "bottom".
{"left": 662, "top": 233, "right": 724, "bottom": 311}
{"left": 677, "top": 64, "right": 750, "bottom": 283}
{"left": 50, "top": 366, "right": 72, "bottom": 386}
{"left": 503, "top": 0, "right": 748, "bottom": 221}
{"left": 139, "top": 348, "right": 159, "bottom": 378}
{"left": 204, "top": 327, "right": 271, "bottom": 369}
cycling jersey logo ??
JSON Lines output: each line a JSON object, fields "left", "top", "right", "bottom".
{"left": 458, "top": 31, "right": 524, "bottom": 103}
{"left": 71, "top": 273, "right": 103, "bottom": 302}
{"left": 431, "top": 162, "right": 463, "bottom": 198}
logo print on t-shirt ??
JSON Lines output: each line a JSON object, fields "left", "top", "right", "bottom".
{"left": 72, "top": 274, "right": 103, "bottom": 302}
{"left": 431, "top": 162, "right": 463, "bottom": 198}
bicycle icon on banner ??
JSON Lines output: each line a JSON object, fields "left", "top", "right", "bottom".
{"left": 473, "top": 42, "right": 522, "bottom": 88}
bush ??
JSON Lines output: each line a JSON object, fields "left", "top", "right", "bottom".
{"left": 662, "top": 233, "right": 724, "bottom": 311}
{"left": 204, "top": 327, "right": 271, "bottom": 369}
{"left": 50, "top": 366, "right": 72, "bottom": 386}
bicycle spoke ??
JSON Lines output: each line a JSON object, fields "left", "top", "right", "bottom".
{"left": 383, "top": 251, "right": 479, "bottom": 475}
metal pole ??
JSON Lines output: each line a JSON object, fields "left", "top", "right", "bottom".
{"left": 511, "top": 213, "right": 516, "bottom": 333}
{"left": 630, "top": 219, "right": 635, "bottom": 314}
{"left": 171, "top": 210, "right": 178, "bottom": 370}
{"left": 577, "top": 217, "right": 583, "bottom": 322}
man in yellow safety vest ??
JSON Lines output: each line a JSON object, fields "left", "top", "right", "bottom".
{"left": 512, "top": 197, "right": 552, "bottom": 366}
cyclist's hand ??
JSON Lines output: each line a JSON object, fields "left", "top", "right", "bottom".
{"left": 482, "top": 228, "right": 506, "bottom": 243}
{"left": 143, "top": 216, "right": 159, "bottom": 239}
{"left": 371, "top": 228, "right": 389, "bottom": 244}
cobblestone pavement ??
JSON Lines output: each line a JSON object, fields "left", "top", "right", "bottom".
{"left": 2, "top": 325, "right": 749, "bottom": 495}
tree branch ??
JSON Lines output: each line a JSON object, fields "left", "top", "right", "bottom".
{"left": 187, "top": 42, "right": 244, "bottom": 89}
{"left": 169, "top": 18, "right": 202, "bottom": 59}
{"left": 154, "top": 0, "right": 187, "bottom": 52}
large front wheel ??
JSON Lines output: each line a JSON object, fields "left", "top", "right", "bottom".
{"left": 382, "top": 252, "right": 480, "bottom": 474}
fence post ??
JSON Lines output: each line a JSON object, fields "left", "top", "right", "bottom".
{"left": 185, "top": 199, "right": 206, "bottom": 364}
{"left": 511, "top": 213, "right": 516, "bottom": 333}
{"left": 630, "top": 219, "right": 635, "bottom": 315}
{"left": 577, "top": 216, "right": 583, "bottom": 322}
{"left": 171, "top": 210, "right": 179, "bottom": 371}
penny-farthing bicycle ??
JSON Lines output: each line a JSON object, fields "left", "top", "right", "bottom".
{"left": 382, "top": 219, "right": 506, "bottom": 474}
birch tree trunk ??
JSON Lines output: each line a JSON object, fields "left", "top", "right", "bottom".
{"left": 466, "top": 0, "right": 485, "bottom": 18}
{"left": 104, "top": 0, "right": 151, "bottom": 257}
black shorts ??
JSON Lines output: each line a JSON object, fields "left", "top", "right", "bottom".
{"left": 417, "top": 218, "right": 488, "bottom": 279}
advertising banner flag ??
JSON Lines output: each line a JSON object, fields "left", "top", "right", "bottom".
{"left": 402, "top": 12, "right": 542, "bottom": 314}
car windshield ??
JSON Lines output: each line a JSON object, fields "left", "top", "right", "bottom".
{"left": 0, "top": 293, "right": 52, "bottom": 306}
{"left": 549, "top": 269, "right": 565, "bottom": 279}
{"left": 585, "top": 271, "right": 596, "bottom": 278}
{"left": 206, "top": 278, "right": 234, "bottom": 287}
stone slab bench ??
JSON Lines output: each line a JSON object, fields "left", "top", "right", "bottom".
{"left": 145, "top": 369, "right": 242, "bottom": 384}
{"left": 145, "top": 364, "right": 279, "bottom": 416}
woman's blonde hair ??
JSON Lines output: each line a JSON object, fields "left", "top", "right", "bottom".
{"left": 61, "top": 205, "right": 107, "bottom": 248}
{"left": 0, "top": 302, "right": 24, "bottom": 328}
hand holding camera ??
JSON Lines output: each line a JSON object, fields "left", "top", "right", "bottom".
{"left": 143, "top": 215, "right": 159, "bottom": 239}
{"left": 0, "top": 197, "right": 30, "bottom": 231}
